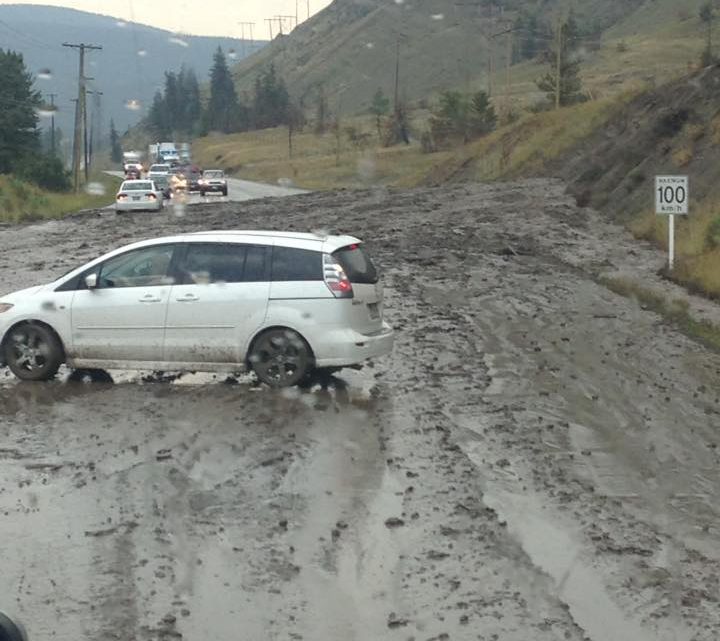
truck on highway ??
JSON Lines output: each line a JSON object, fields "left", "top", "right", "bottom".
{"left": 148, "top": 142, "right": 180, "bottom": 165}
{"left": 122, "top": 150, "right": 143, "bottom": 178}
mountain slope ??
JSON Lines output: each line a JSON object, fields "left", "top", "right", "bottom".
{"left": 0, "top": 4, "right": 266, "bottom": 144}
{"left": 229, "top": 0, "right": 647, "bottom": 114}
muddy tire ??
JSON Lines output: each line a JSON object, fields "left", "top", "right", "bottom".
{"left": 3, "top": 323, "right": 63, "bottom": 382}
{"left": 0, "top": 611, "right": 27, "bottom": 641}
{"left": 249, "top": 328, "right": 313, "bottom": 387}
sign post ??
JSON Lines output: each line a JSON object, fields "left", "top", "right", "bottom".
{"left": 655, "top": 175, "right": 688, "bottom": 271}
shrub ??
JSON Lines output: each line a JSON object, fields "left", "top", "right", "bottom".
{"left": 15, "top": 154, "right": 71, "bottom": 192}
{"left": 705, "top": 216, "right": 720, "bottom": 249}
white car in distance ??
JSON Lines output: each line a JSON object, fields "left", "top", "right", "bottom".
{"left": 0, "top": 231, "right": 394, "bottom": 387}
{"left": 147, "top": 163, "right": 171, "bottom": 179}
{"left": 115, "top": 180, "right": 164, "bottom": 212}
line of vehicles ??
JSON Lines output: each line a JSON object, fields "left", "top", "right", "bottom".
{"left": 119, "top": 144, "right": 228, "bottom": 212}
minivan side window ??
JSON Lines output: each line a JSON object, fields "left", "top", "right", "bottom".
{"left": 244, "top": 246, "right": 267, "bottom": 282}
{"left": 182, "top": 243, "right": 247, "bottom": 284}
{"left": 271, "top": 247, "right": 323, "bottom": 281}
{"left": 98, "top": 245, "right": 176, "bottom": 289}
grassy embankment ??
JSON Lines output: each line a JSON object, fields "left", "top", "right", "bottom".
{"left": 0, "top": 173, "right": 121, "bottom": 224}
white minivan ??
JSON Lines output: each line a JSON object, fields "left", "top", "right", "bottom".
{"left": 0, "top": 231, "right": 394, "bottom": 386}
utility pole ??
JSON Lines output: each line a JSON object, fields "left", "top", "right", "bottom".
{"left": 70, "top": 98, "right": 79, "bottom": 172}
{"left": 505, "top": 28, "right": 512, "bottom": 112}
{"left": 393, "top": 37, "right": 402, "bottom": 111}
{"left": 239, "top": 22, "right": 255, "bottom": 57}
{"left": 87, "top": 90, "right": 103, "bottom": 173}
{"left": 307, "top": 0, "right": 310, "bottom": 20}
{"left": 47, "top": 93, "right": 57, "bottom": 156}
{"left": 555, "top": 18, "right": 563, "bottom": 110}
{"left": 265, "top": 18, "right": 274, "bottom": 40}
{"left": 280, "top": 15, "right": 297, "bottom": 29}
{"left": 63, "top": 42, "right": 102, "bottom": 191}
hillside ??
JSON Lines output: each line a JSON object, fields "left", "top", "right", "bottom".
{"left": 228, "top": 0, "right": 657, "bottom": 114}
{"left": 0, "top": 4, "right": 265, "bottom": 141}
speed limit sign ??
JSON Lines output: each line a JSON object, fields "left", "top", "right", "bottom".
{"left": 655, "top": 175, "right": 689, "bottom": 271}
{"left": 656, "top": 176, "right": 688, "bottom": 215}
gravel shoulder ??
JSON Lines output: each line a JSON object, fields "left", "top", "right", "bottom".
{"left": 0, "top": 180, "right": 718, "bottom": 640}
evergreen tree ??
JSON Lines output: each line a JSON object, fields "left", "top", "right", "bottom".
{"left": 514, "top": 11, "right": 542, "bottom": 62}
{"left": 314, "top": 83, "right": 329, "bottom": 134}
{"left": 536, "top": 13, "right": 584, "bottom": 107}
{"left": 700, "top": 1, "right": 716, "bottom": 65}
{"left": 0, "top": 49, "right": 41, "bottom": 174}
{"left": 147, "top": 90, "right": 169, "bottom": 139}
{"left": 109, "top": 119, "right": 123, "bottom": 163}
{"left": 470, "top": 91, "right": 497, "bottom": 134}
{"left": 163, "top": 71, "right": 180, "bottom": 134}
{"left": 252, "top": 64, "right": 290, "bottom": 129}
{"left": 180, "top": 66, "right": 201, "bottom": 133}
{"left": 206, "top": 47, "right": 243, "bottom": 133}
{"left": 369, "top": 88, "right": 390, "bottom": 141}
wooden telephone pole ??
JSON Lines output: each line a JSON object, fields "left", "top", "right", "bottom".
{"left": 47, "top": 93, "right": 57, "bottom": 155}
{"left": 555, "top": 18, "right": 564, "bottom": 109}
{"left": 63, "top": 42, "right": 102, "bottom": 192}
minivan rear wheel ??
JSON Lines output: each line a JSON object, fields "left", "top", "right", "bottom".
{"left": 249, "top": 328, "right": 312, "bottom": 387}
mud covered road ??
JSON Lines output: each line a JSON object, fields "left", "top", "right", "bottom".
{"left": 1, "top": 179, "right": 719, "bottom": 641}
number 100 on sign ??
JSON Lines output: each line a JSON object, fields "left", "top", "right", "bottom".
{"left": 655, "top": 176, "right": 688, "bottom": 215}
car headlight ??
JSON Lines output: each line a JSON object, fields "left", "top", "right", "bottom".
{"left": 0, "top": 303, "right": 14, "bottom": 313}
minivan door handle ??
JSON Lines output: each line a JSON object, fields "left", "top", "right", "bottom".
{"left": 139, "top": 294, "right": 162, "bottom": 303}
{"left": 176, "top": 294, "right": 200, "bottom": 302}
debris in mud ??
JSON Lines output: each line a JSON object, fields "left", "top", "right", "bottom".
{"left": 156, "top": 449, "right": 173, "bottom": 461}
{"left": 387, "top": 613, "right": 409, "bottom": 628}
{"left": 384, "top": 517, "right": 405, "bottom": 528}
{"left": 427, "top": 550, "right": 451, "bottom": 560}
{"left": 84, "top": 521, "right": 138, "bottom": 537}
{"left": 260, "top": 453, "right": 286, "bottom": 467}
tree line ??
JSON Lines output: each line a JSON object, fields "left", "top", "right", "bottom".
{"left": 0, "top": 49, "right": 70, "bottom": 191}
{"left": 144, "top": 48, "right": 294, "bottom": 139}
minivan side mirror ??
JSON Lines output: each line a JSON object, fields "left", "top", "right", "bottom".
{"left": 85, "top": 273, "right": 98, "bottom": 289}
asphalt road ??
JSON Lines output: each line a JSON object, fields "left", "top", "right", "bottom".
{"left": 105, "top": 170, "right": 307, "bottom": 203}
{"left": 0, "top": 180, "right": 719, "bottom": 640}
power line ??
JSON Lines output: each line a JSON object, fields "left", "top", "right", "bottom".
{"left": 0, "top": 18, "right": 59, "bottom": 51}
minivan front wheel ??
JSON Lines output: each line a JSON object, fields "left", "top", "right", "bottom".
{"left": 249, "top": 328, "right": 312, "bottom": 387}
{"left": 3, "top": 322, "right": 63, "bottom": 381}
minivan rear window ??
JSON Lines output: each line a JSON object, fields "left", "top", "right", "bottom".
{"left": 333, "top": 245, "right": 378, "bottom": 284}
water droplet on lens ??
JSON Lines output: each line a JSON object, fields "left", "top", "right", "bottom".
{"left": 37, "top": 68, "right": 52, "bottom": 80}
{"left": 277, "top": 177, "right": 294, "bottom": 188}
{"left": 116, "top": 20, "right": 127, "bottom": 28}
{"left": 366, "top": 42, "right": 374, "bottom": 49}
{"left": 228, "top": 49, "right": 238, "bottom": 60}
{"left": 125, "top": 99, "right": 142, "bottom": 111}
{"left": 36, "top": 105, "right": 58, "bottom": 118}
{"left": 137, "top": 49, "right": 147, "bottom": 57}
{"left": 169, "top": 36, "right": 189, "bottom": 48}
{"left": 86, "top": 182, "right": 106, "bottom": 196}
{"left": 431, "top": 13, "right": 444, "bottom": 20}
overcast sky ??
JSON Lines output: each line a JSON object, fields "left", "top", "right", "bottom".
{"left": 1, "top": 0, "right": 334, "bottom": 37}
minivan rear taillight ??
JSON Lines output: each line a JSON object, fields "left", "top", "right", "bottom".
{"left": 323, "top": 253, "right": 353, "bottom": 298}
